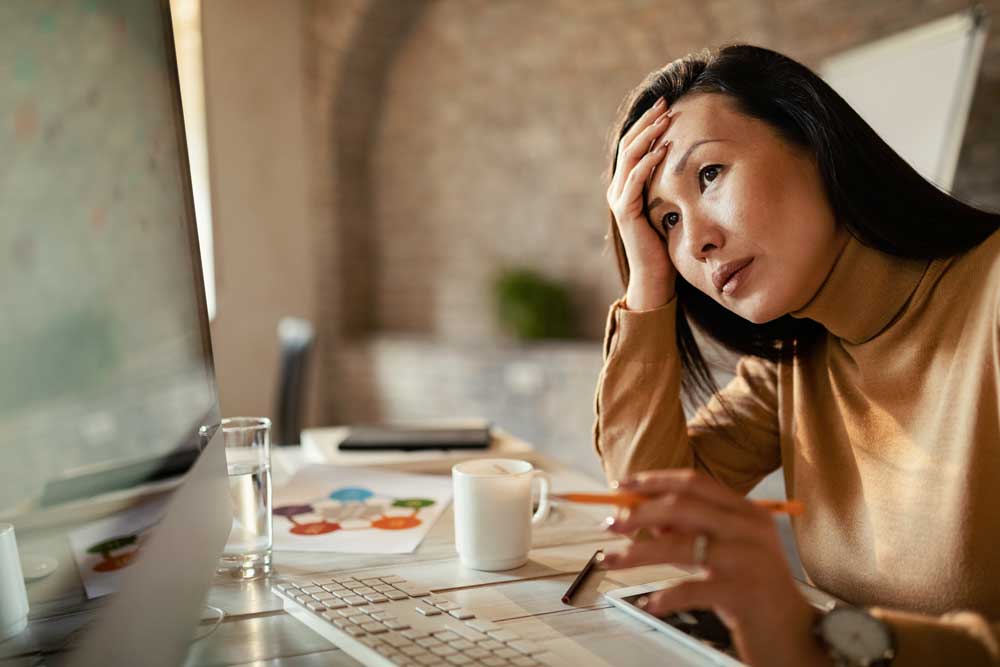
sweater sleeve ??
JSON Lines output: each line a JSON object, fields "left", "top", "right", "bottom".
{"left": 869, "top": 607, "right": 999, "bottom": 666}
{"left": 593, "top": 297, "right": 781, "bottom": 492}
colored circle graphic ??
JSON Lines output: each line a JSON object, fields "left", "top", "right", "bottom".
{"left": 329, "top": 487, "right": 374, "bottom": 502}
{"left": 371, "top": 516, "right": 422, "bottom": 531}
{"left": 274, "top": 504, "right": 314, "bottom": 518}
{"left": 290, "top": 521, "right": 341, "bottom": 535}
{"left": 392, "top": 498, "right": 435, "bottom": 509}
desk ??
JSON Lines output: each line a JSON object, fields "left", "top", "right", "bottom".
{"left": 184, "top": 450, "right": 716, "bottom": 667}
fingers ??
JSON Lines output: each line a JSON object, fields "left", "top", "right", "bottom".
{"left": 618, "top": 469, "right": 751, "bottom": 514}
{"left": 608, "top": 101, "right": 673, "bottom": 203}
{"left": 617, "top": 97, "right": 666, "bottom": 158}
{"left": 602, "top": 529, "right": 756, "bottom": 571}
{"left": 639, "top": 579, "right": 724, "bottom": 619}
{"left": 608, "top": 491, "right": 760, "bottom": 542}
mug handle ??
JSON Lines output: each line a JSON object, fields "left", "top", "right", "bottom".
{"left": 531, "top": 471, "right": 551, "bottom": 525}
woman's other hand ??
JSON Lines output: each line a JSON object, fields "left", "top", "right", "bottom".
{"left": 602, "top": 469, "right": 831, "bottom": 667}
{"left": 606, "top": 98, "right": 676, "bottom": 311}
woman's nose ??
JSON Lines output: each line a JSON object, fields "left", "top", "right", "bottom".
{"left": 684, "top": 215, "right": 724, "bottom": 261}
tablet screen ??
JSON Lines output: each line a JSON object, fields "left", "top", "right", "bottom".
{"left": 620, "top": 594, "right": 739, "bottom": 659}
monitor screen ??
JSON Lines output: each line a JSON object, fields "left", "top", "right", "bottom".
{"left": 0, "top": 0, "right": 219, "bottom": 515}
{"left": 0, "top": 2, "right": 231, "bottom": 663}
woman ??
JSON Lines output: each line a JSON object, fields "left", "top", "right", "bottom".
{"left": 593, "top": 45, "right": 1000, "bottom": 667}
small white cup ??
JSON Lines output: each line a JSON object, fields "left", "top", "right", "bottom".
{"left": 0, "top": 524, "right": 29, "bottom": 643}
{"left": 452, "top": 459, "right": 550, "bottom": 571}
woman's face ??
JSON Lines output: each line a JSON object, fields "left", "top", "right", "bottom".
{"left": 646, "top": 93, "right": 848, "bottom": 324}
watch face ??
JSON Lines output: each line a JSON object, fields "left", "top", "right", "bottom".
{"left": 822, "top": 608, "right": 892, "bottom": 662}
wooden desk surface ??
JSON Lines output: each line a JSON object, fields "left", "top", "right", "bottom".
{"left": 182, "top": 451, "right": 717, "bottom": 667}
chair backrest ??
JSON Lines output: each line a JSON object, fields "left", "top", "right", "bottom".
{"left": 274, "top": 317, "right": 315, "bottom": 446}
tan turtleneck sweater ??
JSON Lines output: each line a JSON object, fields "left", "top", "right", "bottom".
{"left": 593, "top": 232, "right": 1000, "bottom": 665}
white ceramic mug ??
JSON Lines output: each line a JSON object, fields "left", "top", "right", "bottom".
{"left": 0, "top": 524, "right": 29, "bottom": 643}
{"left": 452, "top": 459, "right": 550, "bottom": 571}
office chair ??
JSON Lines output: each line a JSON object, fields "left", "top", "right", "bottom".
{"left": 274, "top": 317, "right": 315, "bottom": 446}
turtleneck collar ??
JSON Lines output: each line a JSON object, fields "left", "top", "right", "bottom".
{"left": 790, "top": 235, "right": 930, "bottom": 345}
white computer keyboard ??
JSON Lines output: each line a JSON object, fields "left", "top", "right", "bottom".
{"left": 272, "top": 574, "right": 556, "bottom": 667}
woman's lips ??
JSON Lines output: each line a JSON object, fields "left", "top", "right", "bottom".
{"left": 717, "top": 258, "right": 754, "bottom": 296}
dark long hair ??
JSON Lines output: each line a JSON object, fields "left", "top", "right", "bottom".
{"left": 607, "top": 44, "right": 1000, "bottom": 408}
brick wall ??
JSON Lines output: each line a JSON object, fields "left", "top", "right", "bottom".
{"left": 305, "top": 0, "right": 1000, "bottom": 467}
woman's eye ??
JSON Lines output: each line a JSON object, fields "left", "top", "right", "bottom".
{"left": 699, "top": 164, "right": 722, "bottom": 190}
{"left": 662, "top": 212, "right": 680, "bottom": 230}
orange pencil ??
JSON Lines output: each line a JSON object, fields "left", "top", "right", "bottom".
{"left": 551, "top": 492, "right": 805, "bottom": 516}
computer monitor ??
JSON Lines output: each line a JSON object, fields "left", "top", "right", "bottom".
{"left": 0, "top": 1, "right": 231, "bottom": 664}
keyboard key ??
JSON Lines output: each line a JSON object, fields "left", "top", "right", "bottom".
{"left": 358, "top": 636, "right": 381, "bottom": 648}
{"left": 495, "top": 648, "right": 520, "bottom": 659}
{"left": 273, "top": 582, "right": 295, "bottom": 592}
{"left": 374, "top": 644, "right": 398, "bottom": 657}
{"left": 322, "top": 584, "right": 347, "bottom": 592}
{"left": 433, "top": 631, "right": 461, "bottom": 642}
{"left": 425, "top": 597, "right": 449, "bottom": 607}
{"left": 481, "top": 659, "right": 507, "bottom": 667}
{"left": 338, "top": 607, "right": 366, "bottom": 617}
{"left": 344, "top": 581, "right": 367, "bottom": 590}
{"left": 312, "top": 577, "right": 337, "bottom": 585}
{"left": 509, "top": 640, "right": 542, "bottom": 655}
{"left": 450, "top": 640, "right": 474, "bottom": 650}
{"left": 344, "top": 596, "right": 367, "bottom": 606}
{"left": 435, "top": 601, "right": 460, "bottom": 611}
{"left": 380, "top": 575, "right": 407, "bottom": 583}
{"left": 361, "top": 622, "right": 388, "bottom": 634}
{"left": 415, "top": 656, "right": 441, "bottom": 666}
{"left": 415, "top": 605, "right": 442, "bottom": 616}
{"left": 511, "top": 658, "right": 539, "bottom": 667}
{"left": 448, "top": 609, "right": 475, "bottom": 620}
{"left": 464, "top": 647, "right": 491, "bottom": 659}
{"left": 321, "top": 611, "right": 339, "bottom": 622}
{"left": 353, "top": 587, "right": 376, "bottom": 595}
{"left": 349, "top": 615, "right": 369, "bottom": 625}
{"left": 374, "top": 583, "right": 396, "bottom": 592}
{"left": 400, "top": 587, "right": 432, "bottom": 597}
{"left": 417, "top": 638, "right": 441, "bottom": 648}
{"left": 333, "top": 618, "right": 353, "bottom": 629}
{"left": 402, "top": 645, "right": 428, "bottom": 656}
{"left": 488, "top": 630, "right": 520, "bottom": 642}
{"left": 364, "top": 594, "right": 389, "bottom": 603}
{"left": 360, "top": 577, "right": 384, "bottom": 584}
{"left": 478, "top": 640, "right": 504, "bottom": 650}
{"left": 369, "top": 611, "right": 393, "bottom": 620}
{"left": 344, "top": 626, "right": 366, "bottom": 637}
{"left": 383, "top": 634, "right": 413, "bottom": 648}
{"left": 385, "top": 620, "right": 411, "bottom": 631}
{"left": 305, "top": 602, "right": 325, "bottom": 612}
{"left": 446, "top": 656, "right": 473, "bottom": 665}
{"left": 385, "top": 590, "right": 409, "bottom": 601}
{"left": 467, "top": 620, "right": 502, "bottom": 633}
{"left": 332, "top": 576, "right": 358, "bottom": 584}
{"left": 313, "top": 593, "right": 337, "bottom": 602}
{"left": 430, "top": 646, "right": 457, "bottom": 656}
{"left": 300, "top": 585, "right": 323, "bottom": 594}
{"left": 403, "top": 629, "right": 431, "bottom": 640}
{"left": 323, "top": 600, "right": 347, "bottom": 610}
{"left": 459, "top": 628, "right": 488, "bottom": 642}
{"left": 293, "top": 594, "right": 312, "bottom": 605}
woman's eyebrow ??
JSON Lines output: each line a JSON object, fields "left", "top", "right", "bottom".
{"left": 647, "top": 138, "right": 730, "bottom": 213}
{"left": 670, "top": 138, "right": 728, "bottom": 175}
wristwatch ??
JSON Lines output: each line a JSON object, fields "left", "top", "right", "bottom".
{"left": 814, "top": 606, "right": 896, "bottom": 667}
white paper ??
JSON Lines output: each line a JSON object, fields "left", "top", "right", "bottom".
{"left": 67, "top": 496, "right": 170, "bottom": 599}
{"left": 271, "top": 466, "right": 452, "bottom": 554}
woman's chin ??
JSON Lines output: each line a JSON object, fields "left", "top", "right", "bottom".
{"left": 728, "top": 297, "right": 784, "bottom": 324}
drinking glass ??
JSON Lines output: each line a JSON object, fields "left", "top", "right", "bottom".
{"left": 202, "top": 417, "right": 273, "bottom": 579}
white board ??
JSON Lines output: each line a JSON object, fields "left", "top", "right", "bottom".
{"left": 820, "top": 9, "right": 989, "bottom": 191}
